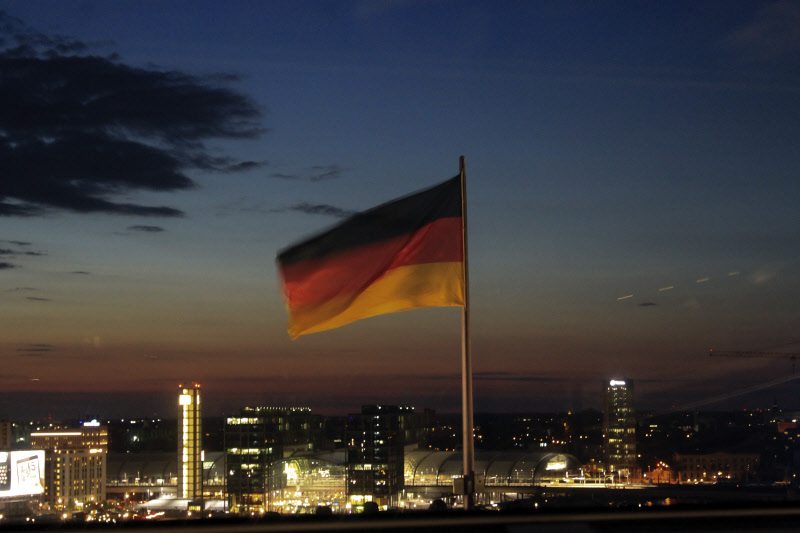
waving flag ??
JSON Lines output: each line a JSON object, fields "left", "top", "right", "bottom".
{"left": 277, "top": 176, "right": 464, "bottom": 338}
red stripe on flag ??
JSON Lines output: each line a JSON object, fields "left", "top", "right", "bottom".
{"left": 280, "top": 216, "right": 462, "bottom": 311}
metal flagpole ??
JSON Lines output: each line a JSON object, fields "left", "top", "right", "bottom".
{"left": 459, "top": 155, "right": 475, "bottom": 510}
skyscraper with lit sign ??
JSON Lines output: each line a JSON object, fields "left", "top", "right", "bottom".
{"left": 177, "top": 383, "right": 202, "bottom": 502}
{"left": 603, "top": 379, "right": 637, "bottom": 479}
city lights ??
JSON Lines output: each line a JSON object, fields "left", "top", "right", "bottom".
{"left": 1, "top": 1, "right": 798, "bottom": 526}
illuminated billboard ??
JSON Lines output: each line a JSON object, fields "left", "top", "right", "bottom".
{"left": 0, "top": 450, "right": 45, "bottom": 498}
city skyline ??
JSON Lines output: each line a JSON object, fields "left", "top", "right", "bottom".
{"left": 1, "top": 1, "right": 799, "bottom": 418}
{"left": 4, "top": 393, "right": 797, "bottom": 518}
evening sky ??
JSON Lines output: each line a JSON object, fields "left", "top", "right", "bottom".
{"left": 1, "top": 0, "right": 799, "bottom": 417}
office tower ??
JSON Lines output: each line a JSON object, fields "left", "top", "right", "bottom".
{"left": 603, "top": 379, "right": 637, "bottom": 478}
{"left": 346, "top": 405, "right": 405, "bottom": 509}
{"left": 29, "top": 421, "right": 108, "bottom": 510}
{"left": 177, "top": 383, "right": 202, "bottom": 501}
{"left": 235, "top": 406, "right": 323, "bottom": 451}
{"left": 224, "top": 411, "right": 282, "bottom": 513}
{"left": 396, "top": 405, "right": 436, "bottom": 446}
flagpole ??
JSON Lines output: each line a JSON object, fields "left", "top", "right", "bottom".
{"left": 459, "top": 155, "right": 475, "bottom": 510}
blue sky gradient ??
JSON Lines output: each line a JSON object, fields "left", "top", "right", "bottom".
{"left": 1, "top": 0, "right": 799, "bottom": 417}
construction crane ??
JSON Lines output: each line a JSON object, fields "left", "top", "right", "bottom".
{"left": 708, "top": 349, "right": 800, "bottom": 374}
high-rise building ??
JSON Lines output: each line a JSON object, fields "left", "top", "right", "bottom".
{"left": 603, "top": 379, "right": 637, "bottom": 477}
{"left": 107, "top": 418, "right": 173, "bottom": 453}
{"left": 346, "top": 405, "right": 405, "bottom": 509}
{"left": 239, "top": 406, "right": 323, "bottom": 450}
{"left": 177, "top": 383, "right": 202, "bottom": 502}
{"left": 29, "top": 421, "right": 108, "bottom": 510}
{"left": 224, "top": 410, "right": 282, "bottom": 513}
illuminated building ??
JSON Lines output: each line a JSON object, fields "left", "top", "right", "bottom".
{"left": 346, "top": 405, "right": 405, "bottom": 509}
{"left": 404, "top": 449, "right": 579, "bottom": 507}
{"left": 105, "top": 451, "right": 225, "bottom": 502}
{"left": 29, "top": 421, "right": 108, "bottom": 510}
{"left": 280, "top": 450, "right": 346, "bottom": 512}
{"left": 224, "top": 411, "right": 281, "bottom": 513}
{"left": 238, "top": 406, "right": 324, "bottom": 450}
{"left": 177, "top": 383, "right": 202, "bottom": 502}
{"left": 603, "top": 379, "right": 637, "bottom": 477}
{"left": 675, "top": 452, "right": 759, "bottom": 483}
{"left": 105, "top": 448, "right": 581, "bottom": 513}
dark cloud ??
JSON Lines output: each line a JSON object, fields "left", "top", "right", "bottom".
{"left": 17, "top": 343, "right": 55, "bottom": 355}
{"left": 0, "top": 201, "right": 41, "bottom": 216}
{"left": 223, "top": 160, "right": 265, "bottom": 172}
{"left": 270, "top": 164, "right": 346, "bottom": 182}
{"left": 5, "top": 286, "right": 36, "bottom": 292}
{"left": 26, "top": 296, "right": 50, "bottom": 301}
{"left": 0, "top": 261, "right": 16, "bottom": 269}
{"left": 0, "top": 240, "right": 31, "bottom": 246}
{"left": 285, "top": 203, "right": 356, "bottom": 218}
{"left": 70, "top": 271, "right": 91, "bottom": 275}
{"left": 0, "top": 12, "right": 264, "bottom": 218}
{"left": 0, "top": 247, "right": 44, "bottom": 256}
{"left": 309, "top": 165, "right": 345, "bottom": 182}
{"left": 639, "top": 301, "right": 657, "bottom": 307}
{"left": 128, "top": 225, "right": 165, "bottom": 233}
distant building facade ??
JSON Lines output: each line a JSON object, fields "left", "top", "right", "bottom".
{"left": 346, "top": 405, "right": 405, "bottom": 508}
{"left": 241, "top": 406, "right": 324, "bottom": 450}
{"left": 29, "top": 422, "right": 107, "bottom": 510}
{"left": 675, "top": 452, "right": 759, "bottom": 483}
{"left": 0, "top": 421, "right": 11, "bottom": 450}
{"left": 224, "top": 410, "right": 282, "bottom": 513}
{"left": 107, "top": 418, "right": 174, "bottom": 453}
{"left": 177, "top": 383, "right": 202, "bottom": 501}
{"left": 397, "top": 406, "right": 433, "bottom": 447}
{"left": 603, "top": 379, "right": 637, "bottom": 476}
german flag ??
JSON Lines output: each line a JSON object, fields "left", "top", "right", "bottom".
{"left": 277, "top": 176, "right": 464, "bottom": 338}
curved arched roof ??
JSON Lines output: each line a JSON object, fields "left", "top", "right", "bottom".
{"left": 108, "top": 451, "right": 225, "bottom": 483}
{"left": 284, "top": 449, "right": 346, "bottom": 466}
{"left": 404, "top": 450, "right": 580, "bottom": 486}
{"left": 108, "top": 449, "right": 578, "bottom": 487}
